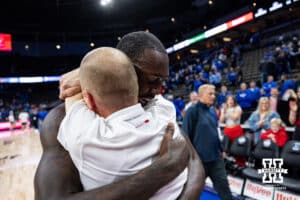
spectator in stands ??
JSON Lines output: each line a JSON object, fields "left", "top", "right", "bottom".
{"left": 209, "top": 69, "right": 222, "bottom": 89}
{"left": 248, "top": 81, "right": 261, "bottom": 108}
{"left": 259, "top": 55, "right": 277, "bottom": 84}
{"left": 184, "top": 75, "right": 194, "bottom": 92}
{"left": 279, "top": 74, "right": 295, "bottom": 97}
{"left": 235, "top": 65, "right": 243, "bottom": 85}
{"left": 260, "top": 118, "right": 288, "bottom": 148}
{"left": 200, "top": 71, "right": 209, "bottom": 84}
{"left": 226, "top": 67, "right": 237, "bottom": 86}
{"left": 276, "top": 88, "right": 297, "bottom": 126}
{"left": 270, "top": 87, "right": 279, "bottom": 112}
{"left": 173, "top": 96, "right": 185, "bottom": 122}
{"left": 193, "top": 75, "right": 202, "bottom": 92}
{"left": 248, "top": 97, "right": 281, "bottom": 144}
{"left": 275, "top": 49, "right": 290, "bottom": 76}
{"left": 289, "top": 86, "right": 300, "bottom": 141}
{"left": 236, "top": 82, "right": 253, "bottom": 112}
{"left": 296, "top": 74, "right": 300, "bottom": 91}
{"left": 183, "top": 91, "right": 198, "bottom": 114}
{"left": 219, "top": 95, "right": 243, "bottom": 142}
{"left": 8, "top": 110, "right": 15, "bottom": 133}
{"left": 18, "top": 110, "right": 29, "bottom": 130}
{"left": 262, "top": 75, "right": 277, "bottom": 97}
{"left": 217, "top": 85, "right": 231, "bottom": 109}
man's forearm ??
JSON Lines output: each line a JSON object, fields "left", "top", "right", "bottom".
{"left": 35, "top": 148, "right": 188, "bottom": 200}
{"left": 35, "top": 104, "right": 189, "bottom": 200}
{"left": 178, "top": 131, "right": 205, "bottom": 200}
{"left": 65, "top": 155, "right": 187, "bottom": 200}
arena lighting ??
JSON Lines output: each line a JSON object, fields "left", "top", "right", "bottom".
{"left": 0, "top": 33, "right": 12, "bottom": 52}
{"left": 19, "top": 77, "right": 44, "bottom": 83}
{"left": 227, "top": 12, "right": 254, "bottom": 29}
{"left": 286, "top": 0, "right": 292, "bottom": 5}
{"left": 208, "top": 0, "right": 213, "bottom": 5}
{"left": 223, "top": 37, "right": 232, "bottom": 42}
{"left": 56, "top": 44, "right": 61, "bottom": 49}
{"left": 171, "top": 17, "right": 175, "bottom": 23}
{"left": 166, "top": 47, "right": 174, "bottom": 54}
{"left": 203, "top": 25, "right": 207, "bottom": 30}
{"left": 25, "top": 44, "right": 29, "bottom": 50}
{"left": 255, "top": 8, "right": 268, "bottom": 18}
{"left": 269, "top": 1, "right": 283, "bottom": 12}
{"left": 166, "top": 12, "right": 254, "bottom": 54}
{"left": 253, "top": 2, "right": 257, "bottom": 7}
{"left": 173, "top": 40, "right": 191, "bottom": 51}
{"left": 0, "top": 76, "right": 61, "bottom": 83}
{"left": 117, "top": 36, "right": 121, "bottom": 41}
{"left": 190, "top": 49, "right": 199, "bottom": 54}
{"left": 205, "top": 23, "right": 227, "bottom": 38}
{"left": 90, "top": 42, "right": 95, "bottom": 47}
{"left": 100, "top": 0, "right": 112, "bottom": 6}
{"left": 190, "top": 33, "right": 205, "bottom": 44}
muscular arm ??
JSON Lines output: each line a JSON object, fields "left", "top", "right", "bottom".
{"left": 178, "top": 130, "right": 205, "bottom": 200}
{"left": 34, "top": 104, "right": 189, "bottom": 200}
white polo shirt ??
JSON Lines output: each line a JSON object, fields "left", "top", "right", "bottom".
{"left": 58, "top": 95, "right": 187, "bottom": 200}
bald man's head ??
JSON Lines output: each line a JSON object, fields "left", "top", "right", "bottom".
{"left": 80, "top": 47, "right": 138, "bottom": 111}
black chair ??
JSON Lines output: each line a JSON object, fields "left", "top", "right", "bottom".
{"left": 279, "top": 141, "right": 300, "bottom": 193}
{"left": 222, "top": 135, "right": 232, "bottom": 171}
{"left": 242, "top": 139, "right": 279, "bottom": 181}
{"left": 226, "top": 136, "right": 251, "bottom": 176}
{"left": 222, "top": 135, "right": 231, "bottom": 153}
{"left": 230, "top": 136, "right": 252, "bottom": 157}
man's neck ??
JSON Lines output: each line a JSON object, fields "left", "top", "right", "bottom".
{"left": 199, "top": 100, "right": 210, "bottom": 107}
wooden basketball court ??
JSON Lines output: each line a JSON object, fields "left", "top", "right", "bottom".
{"left": 0, "top": 129, "right": 42, "bottom": 200}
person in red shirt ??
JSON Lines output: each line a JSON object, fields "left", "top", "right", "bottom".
{"left": 260, "top": 118, "right": 288, "bottom": 147}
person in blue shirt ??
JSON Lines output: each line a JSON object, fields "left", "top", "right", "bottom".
{"left": 183, "top": 84, "right": 233, "bottom": 200}
{"left": 262, "top": 75, "right": 278, "bottom": 97}
{"left": 227, "top": 67, "right": 237, "bottom": 86}
{"left": 279, "top": 74, "right": 295, "bottom": 97}
{"left": 193, "top": 75, "right": 203, "bottom": 92}
{"left": 248, "top": 81, "right": 261, "bottom": 108}
{"left": 195, "top": 64, "right": 202, "bottom": 73}
{"left": 236, "top": 82, "right": 253, "bottom": 110}
{"left": 217, "top": 85, "right": 231, "bottom": 109}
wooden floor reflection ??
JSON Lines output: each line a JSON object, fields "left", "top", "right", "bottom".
{"left": 0, "top": 129, "right": 42, "bottom": 200}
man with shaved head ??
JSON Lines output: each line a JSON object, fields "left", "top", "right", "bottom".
{"left": 58, "top": 47, "right": 188, "bottom": 199}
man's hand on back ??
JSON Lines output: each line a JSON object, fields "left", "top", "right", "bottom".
{"left": 159, "top": 123, "right": 189, "bottom": 174}
{"left": 59, "top": 68, "right": 81, "bottom": 100}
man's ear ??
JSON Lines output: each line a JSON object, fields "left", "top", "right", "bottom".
{"left": 82, "top": 89, "right": 96, "bottom": 111}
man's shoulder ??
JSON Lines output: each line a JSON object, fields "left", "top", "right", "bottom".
{"left": 185, "top": 103, "right": 199, "bottom": 118}
{"left": 152, "top": 95, "right": 176, "bottom": 112}
{"left": 40, "top": 103, "right": 66, "bottom": 149}
{"left": 144, "top": 95, "right": 177, "bottom": 123}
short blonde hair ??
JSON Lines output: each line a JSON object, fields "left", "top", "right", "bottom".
{"left": 80, "top": 47, "right": 138, "bottom": 107}
{"left": 198, "top": 84, "right": 215, "bottom": 96}
{"left": 270, "top": 118, "right": 282, "bottom": 126}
